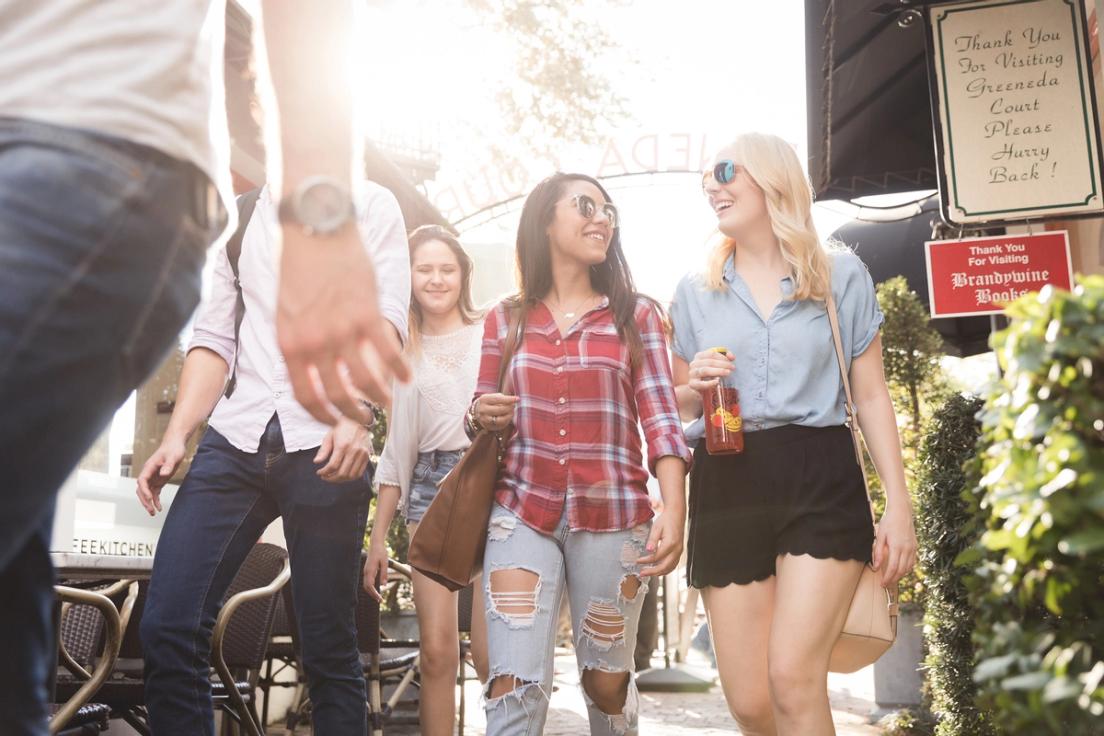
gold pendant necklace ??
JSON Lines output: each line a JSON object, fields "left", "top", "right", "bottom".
{"left": 548, "top": 294, "right": 594, "bottom": 320}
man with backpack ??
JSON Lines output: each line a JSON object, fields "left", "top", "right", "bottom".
{"left": 135, "top": 182, "right": 410, "bottom": 735}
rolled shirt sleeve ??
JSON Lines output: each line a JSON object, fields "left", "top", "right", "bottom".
{"left": 632, "top": 300, "right": 693, "bottom": 475}
{"left": 669, "top": 275, "right": 701, "bottom": 364}
{"left": 357, "top": 185, "right": 411, "bottom": 345}
{"left": 833, "top": 252, "right": 885, "bottom": 359}
{"left": 373, "top": 376, "right": 419, "bottom": 512}
{"left": 187, "top": 242, "right": 239, "bottom": 367}
{"left": 374, "top": 425, "right": 403, "bottom": 488}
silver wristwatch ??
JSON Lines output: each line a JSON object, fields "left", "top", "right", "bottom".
{"left": 277, "top": 176, "right": 356, "bottom": 236}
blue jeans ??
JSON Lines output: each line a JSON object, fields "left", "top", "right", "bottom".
{"left": 0, "top": 117, "right": 222, "bottom": 736}
{"left": 483, "top": 504, "right": 652, "bottom": 736}
{"left": 141, "top": 417, "right": 372, "bottom": 736}
{"left": 404, "top": 449, "right": 464, "bottom": 524}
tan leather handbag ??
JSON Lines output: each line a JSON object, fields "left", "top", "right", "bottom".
{"left": 407, "top": 306, "right": 525, "bottom": 592}
{"left": 825, "top": 292, "right": 899, "bottom": 673}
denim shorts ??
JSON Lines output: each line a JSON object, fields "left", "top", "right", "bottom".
{"left": 404, "top": 449, "right": 464, "bottom": 524}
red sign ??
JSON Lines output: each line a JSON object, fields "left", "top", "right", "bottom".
{"left": 924, "top": 231, "right": 1074, "bottom": 318}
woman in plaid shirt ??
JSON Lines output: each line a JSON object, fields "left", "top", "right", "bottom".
{"left": 468, "top": 173, "right": 691, "bottom": 736}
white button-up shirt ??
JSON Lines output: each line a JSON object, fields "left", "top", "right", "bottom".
{"left": 0, "top": 1, "right": 234, "bottom": 224}
{"left": 189, "top": 183, "right": 411, "bottom": 453}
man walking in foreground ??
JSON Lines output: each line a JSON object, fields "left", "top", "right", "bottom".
{"left": 0, "top": 3, "right": 407, "bottom": 732}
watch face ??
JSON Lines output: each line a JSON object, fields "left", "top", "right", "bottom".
{"left": 296, "top": 178, "right": 353, "bottom": 233}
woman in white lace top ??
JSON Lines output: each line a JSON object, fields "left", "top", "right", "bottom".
{"left": 363, "top": 225, "right": 488, "bottom": 734}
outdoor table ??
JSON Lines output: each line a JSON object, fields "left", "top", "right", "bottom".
{"left": 51, "top": 552, "right": 154, "bottom": 581}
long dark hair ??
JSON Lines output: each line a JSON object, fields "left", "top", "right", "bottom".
{"left": 407, "top": 224, "right": 483, "bottom": 354}
{"left": 512, "top": 172, "right": 656, "bottom": 367}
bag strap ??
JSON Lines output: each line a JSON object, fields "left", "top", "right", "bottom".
{"left": 223, "top": 187, "right": 262, "bottom": 398}
{"left": 485, "top": 303, "right": 526, "bottom": 458}
{"left": 496, "top": 303, "right": 527, "bottom": 394}
{"left": 825, "top": 291, "right": 877, "bottom": 528}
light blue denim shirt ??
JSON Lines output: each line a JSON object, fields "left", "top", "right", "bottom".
{"left": 670, "top": 250, "right": 884, "bottom": 443}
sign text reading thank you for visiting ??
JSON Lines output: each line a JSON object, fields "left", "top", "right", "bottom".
{"left": 925, "top": 231, "right": 1073, "bottom": 318}
{"left": 928, "top": 0, "right": 1103, "bottom": 223}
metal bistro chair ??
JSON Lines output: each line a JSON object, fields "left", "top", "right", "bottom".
{"left": 357, "top": 557, "right": 421, "bottom": 736}
{"left": 211, "top": 542, "right": 291, "bottom": 736}
{"left": 68, "top": 543, "right": 289, "bottom": 736}
{"left": 60, "top": 581, "right": 150, "bottom": 734}
{"left": 355, "top": 559, "right": 479, "bottom": 736}
{"left": 51, "top": 579, "right": 140, "bottom": 735}
{"left": 256, "top": 585, "right": 305, "bottom": 731}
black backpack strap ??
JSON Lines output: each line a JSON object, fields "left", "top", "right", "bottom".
{"left": 224, "top": 187, "right": 262, "bottom": 398}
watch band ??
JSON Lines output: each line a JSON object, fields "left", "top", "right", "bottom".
{"left": 277, "top": 175, "right": 356, "bottom": 235}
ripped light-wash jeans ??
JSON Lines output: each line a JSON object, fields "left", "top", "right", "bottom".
{"left": 483, "top": 503, "right": 651, "bottom": 736}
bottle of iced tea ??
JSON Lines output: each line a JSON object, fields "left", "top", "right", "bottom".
{"left": 701, "top": 347, "right": 744, "bottom": 455}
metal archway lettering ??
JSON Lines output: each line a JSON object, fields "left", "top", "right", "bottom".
{"left": 451, "top": 169, "right": 706, "bottom": 232}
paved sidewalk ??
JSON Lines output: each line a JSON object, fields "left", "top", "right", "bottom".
{"left": 320, "top": 648, "right": 884, "bottom": 735}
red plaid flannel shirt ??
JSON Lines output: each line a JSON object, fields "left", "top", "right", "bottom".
{"left": 473, "top": 297, "right": 691, "bottom": 534}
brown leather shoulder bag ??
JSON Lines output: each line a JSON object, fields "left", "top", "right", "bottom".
{"left": 407, "top": 305, "right": 526, "bottom": 591}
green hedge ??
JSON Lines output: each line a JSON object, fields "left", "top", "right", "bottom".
{"left": 872, "top": 276, "right": 954, "bottom": 609}
{"left": 915, "top": 393, "right": 990, "bottom": 735}
{"left": 967, "top": 276, "right": 1104, "bottom": 734}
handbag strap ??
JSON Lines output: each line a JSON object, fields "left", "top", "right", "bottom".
{"left": 496, "top": 303, "right": 526, "bottom": 394}
{"left": 825, "top": 291, "right": 877, "bottom": 528}
{"left": 484, "top": 304, "right": 526, "bottom": 457}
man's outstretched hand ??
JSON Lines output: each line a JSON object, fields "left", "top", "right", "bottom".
{"left": 277, "top": 224, "right": 409, "bottom": 426}
{"left": 136, "top": 436, "right": 186, "bottom": 516}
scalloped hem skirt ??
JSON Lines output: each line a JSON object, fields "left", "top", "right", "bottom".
{"left": 687, "top": 424, "right": 875, "bottom": 589}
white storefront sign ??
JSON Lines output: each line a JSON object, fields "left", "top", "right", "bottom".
{"left": 928, "top": 0, "right": 1104, "bottom": 223}
{"left": 51, "top": 469, "right": 179, "bottom": 557}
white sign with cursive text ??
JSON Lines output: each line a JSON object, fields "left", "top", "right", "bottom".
{"left": 928, "top": 0, "right": 1103, "bottom": 223}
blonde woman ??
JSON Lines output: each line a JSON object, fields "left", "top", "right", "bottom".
{"left": 364, "top": 225, "right": 488, "bottom": 735}
{"left": 669, "top": 133, "right": 917, "bottom": 736}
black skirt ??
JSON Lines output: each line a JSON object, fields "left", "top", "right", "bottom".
{"left": 687, "top": 424, "right": 875, "bottom": 589}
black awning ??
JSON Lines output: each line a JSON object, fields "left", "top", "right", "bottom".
{"left": 805, "top": 1, "right": 938, "bottom": 201}
{"left": 832, "top": 196, "right": 992, "bottom": 357}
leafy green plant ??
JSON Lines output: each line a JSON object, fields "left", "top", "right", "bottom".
{"left": 968, "top": 276, "right": 1104, "bottom": 734}
{"left": 879, "top": 276, "right": 951, "bottom": 434}
{"left": 915, "top": 393, "right": 992, "bottom": 735}
{"left": 871, "top": 276, "right": 952, "bottom": 609}
{"left": 878, "top": 706, "right": 937, "bottom": 736}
